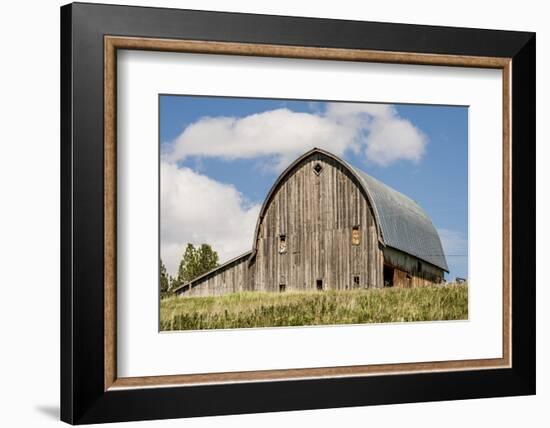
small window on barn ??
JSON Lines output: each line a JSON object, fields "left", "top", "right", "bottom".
{"left": 417, "top": 261, "right": 422, "bottom": 273}
{"left": 352, "top": 225, "right": 360, "bottom": 246}
{"left": 279, "top": 234, "right": 287, "bottom": 254}
{"left": 279, "top": 284, "right": 286, "bottom": 292}
{"left": 316, "top": 279, "right": 323, "bottom": 291}
{"left": 313, "top": 163, "right": 323, "bottom": 175}
{"left": 353, "top": 276, "right": 360, "bottom": 287}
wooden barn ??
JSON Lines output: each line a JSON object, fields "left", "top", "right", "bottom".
{"left": 174, "top": 148, "right": 448, "bottom": 297}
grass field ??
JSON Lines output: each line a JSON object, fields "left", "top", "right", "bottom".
{"left": 160, "top": 284, "right": 468, "bottom": 331}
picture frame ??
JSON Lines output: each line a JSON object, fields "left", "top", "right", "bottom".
{"left": 60, "top": 2, "right": 535, "bottom": 424}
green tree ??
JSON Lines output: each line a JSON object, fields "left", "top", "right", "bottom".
{"left": 174, "top": 243, "right": 219, "bottom": 286}
{"left": 160, "top": 259, "right": 170, "bottom": 293}
{"left": 198, "top": 244, "right": 219, "bottom": 274}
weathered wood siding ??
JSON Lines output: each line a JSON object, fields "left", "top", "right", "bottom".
{"left": 180, "top": 254, "right": 251, "bottom": 297}
{"left": 383, "top": 247, "right": 444, "bottom": 288}
{"left": 253, "top": 153, "right": 383, "bottom": 291}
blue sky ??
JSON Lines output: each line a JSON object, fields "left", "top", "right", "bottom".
{"left": 160, "top": 95, "right": 468, "bottom": 281}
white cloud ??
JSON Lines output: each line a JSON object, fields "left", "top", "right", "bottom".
{"left": 325, "top": 102, "right": 394, "bottom": 121}
{"left": 166, "top": 103, "right": 427, "bottom": 170}
{"left": 365, "top": 114, "right": 427, "bottom": 166}
{"left": 161, "top": 162, "right": 261, "bottom": 275}
{"left": 326, "top": 103, "right": 427, "bottom": 166}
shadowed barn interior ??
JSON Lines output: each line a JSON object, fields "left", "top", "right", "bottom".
{"left": 174, "top": 148, "right": 448, "bottom": 297}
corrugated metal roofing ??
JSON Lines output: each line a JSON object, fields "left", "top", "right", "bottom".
{"left": 351, "top": 166, "right": 449, "bottom": 272}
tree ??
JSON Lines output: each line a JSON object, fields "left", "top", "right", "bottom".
{"left": 174, "top": 243, "right": 219, "bottom": 286}
{"left": 160, "top": 259, "right": 170, "bottom": 293}
{"left": 197, "top": 244, "right": 219, "bottom": 274}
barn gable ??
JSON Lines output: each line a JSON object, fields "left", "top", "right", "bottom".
{"left": 249, "top": 148, "right": 383, "bottom": 259}
{"left": 250, "top": 150, "right": 383, "bottom": 291}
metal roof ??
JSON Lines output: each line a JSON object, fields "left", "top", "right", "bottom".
{"left": 351, "top": 166, "right": 449, "bottom": 272}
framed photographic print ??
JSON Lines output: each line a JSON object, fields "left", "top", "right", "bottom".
{"left": 60, "top": 2, "right": 535, "bottom": 424}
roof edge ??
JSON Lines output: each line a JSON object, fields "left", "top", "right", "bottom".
{"left": 384, "top": 245, "right": 449, "bottom": 273}
{"left": 172, "top": 250, "right": 252, "bottom": 293}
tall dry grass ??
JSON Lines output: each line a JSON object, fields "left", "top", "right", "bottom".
{"left": 160, "top": 283, "right": 468, "bottom": 331}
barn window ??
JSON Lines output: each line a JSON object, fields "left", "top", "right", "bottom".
{"left": 353, "top": 276, "right": 360, "bottom": 287}
{"left": 279, "top": 234, "right": 287, "bottom": 254}
{"left": 417, "top": 261, "right": 422, "bottom": 273}
{"left": 316, "top": 279, "right": 323, "bottom": 291}
{"left": 352, "top": 225, "right": 360, "bottom": 245}
{"left": 313, "top": 163, "right": 323, "bottom": 175}
{"left": 279, "top": 284, "right": 286, "bottom": 292}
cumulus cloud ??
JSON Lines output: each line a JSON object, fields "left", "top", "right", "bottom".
{"left": 166, "top": 102, "right": 427, "bottom": 170}
{"left": 161, "top": 162, "right": 261, "bottom": 275}
{"left": 325, "top": 102, "right": 394, "bottom": 121}
{"left": 167, "top": 108, "right": 356, "bottom": 171}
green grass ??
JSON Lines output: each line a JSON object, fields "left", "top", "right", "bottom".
{"left": 160, "top": 284, "right": 468, "bottom": 331}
